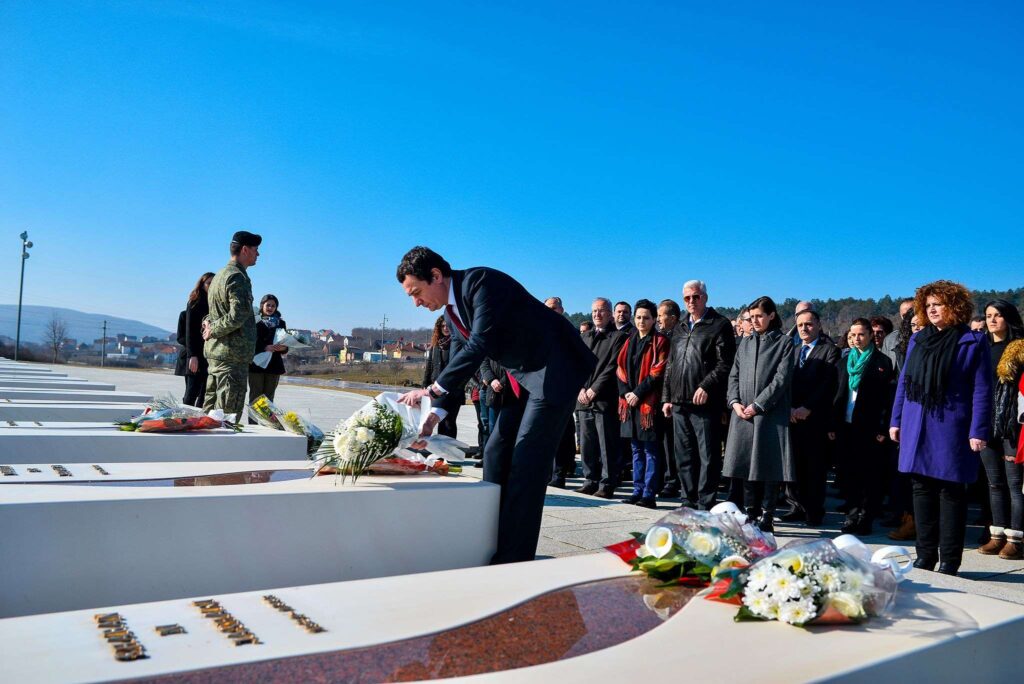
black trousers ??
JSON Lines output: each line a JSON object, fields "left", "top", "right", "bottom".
{"left": 672, "top": 405, "right": 721, "bottom": 510}
{"left": 578, "top": 408, "right": 621, "bottom": 487}
{"left": 730, "top": 479, "right": 780, "bottom": 517}
{"left": 912, "top": 474, "right": 968, "bottom": 565}
{"left": 661, "top": 422, "right": 679, "bottom": 492}
{"left": 484, "top": 389, "right": 575, "bottom": 564}
{"left": 438, "top": 403, "right": 461, "bottom": 438}
{"left": 787, "top": 420, "right": 829, "bottom": 522}
{"left": 182, "top": 372, "right": 207, "bottom": 408}
{"left": 838, "top": 422, "right": 887, "bottom": 519}
{"left": 551, "top": 417, "right": 577, "bottom": 479}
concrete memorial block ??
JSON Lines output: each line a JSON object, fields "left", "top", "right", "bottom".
{"left": 0, "top": 553, "right": 1020, "bottom": 683}
{"left": 0, "top": 387, "right": 151, "bottom": 403}
{"left": 0, "top": 423, "right": 306, "bottom": 463}
{"left": 0, "top": 465, "right": 500, "bottom": 618}
{"left": 0, "top": 401, "right": 145, "bottom": 422}
{"left": 0, "top": 377, "right": 116, "bottom": 390}
{"left": 0, "top": 369, "right": 69, "bottom": 376}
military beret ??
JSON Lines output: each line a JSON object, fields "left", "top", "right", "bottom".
{"left": 230, "top": 230, "right": 262, "bottom": 248}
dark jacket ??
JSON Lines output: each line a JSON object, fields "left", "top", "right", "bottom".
{"left": 184, "top": 296, "right": 209, "bottom": 376}
{"left": 480, "top": 358, "right": 513, "bottom": 408}
{"left": 174, "top": 310, "right": 188, "bottom": 376}
{"left": 617, "top": 330, "right": 668, "bottom": 441}
{"left": 661, "top": 307, "right": 736, "bottom": 409}
{"left": 833, "top": 347, "right": 895, "bottom": 435}
{"left": 424, "top": 341, "right": 452, "bottom": 385}
{"left": 434, "top": 267, "right": 596, "bottom": 414}
{"left": 791, "top": 337, "right": 841, "bottom": 425}
{"left": 250, "top": 316, "right": 287, "bottom": 375}
{"left": 576, "top": 326, "right": 626, "bottom": 411}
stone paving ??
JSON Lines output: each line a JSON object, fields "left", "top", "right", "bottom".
{"left": 42, "top": 363, "right": 1024, "bottom": 605}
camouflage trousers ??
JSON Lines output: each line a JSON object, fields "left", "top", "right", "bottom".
{"left": 203, "top": 360, "right": 248, "bottom": 421}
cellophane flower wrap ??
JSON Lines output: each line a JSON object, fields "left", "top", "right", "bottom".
{"left": 247, "top": 395, "right": 325, "bottom": 455}
{"left": 710, "top": 538, "right": 900, "bottom": 627}
{"left": 115, "top": 393, "right": 240, "bottom": 433}
{"left": 311, "top": 392, "right": 466, "bottom": 482}
{"left": 252, "top": 328, "right": 312, "bottom": 369}
{"left": 607, "top": 507, "right": 777, "bottom": 585}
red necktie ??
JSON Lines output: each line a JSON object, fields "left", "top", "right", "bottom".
{"left": 445, "top": 304, "right": 469, "bottom": 339}
{"left": 505, "top": 371, "right": 521, "bottom": 399}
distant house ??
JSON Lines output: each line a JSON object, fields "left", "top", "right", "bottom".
{"left": 362, "top": 351, "right": 384, "bottom": 363}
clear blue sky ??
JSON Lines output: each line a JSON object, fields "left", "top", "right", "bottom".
{"left": 1, "top": 1, "right": 1020, "bottom": 333}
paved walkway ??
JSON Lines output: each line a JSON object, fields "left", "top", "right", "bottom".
{"left": 41, "top": 363, "right": 1024, "bottom": 605}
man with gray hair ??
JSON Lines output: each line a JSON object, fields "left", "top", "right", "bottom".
{"left": 661, "top": 279, "right": 736, "bottom": 509}
{"left": 575, "top": 297, "right": 627, "bottom": 497}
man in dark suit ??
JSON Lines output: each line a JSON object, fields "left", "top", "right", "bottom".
{"left": 545, "top": 296, "right": 581, "bottom": 488}
{"left": 396, "top": 247, "right": 596, "bottom": 564}
{"left": 782, "top": 309, "right": 841, "bottom": 525}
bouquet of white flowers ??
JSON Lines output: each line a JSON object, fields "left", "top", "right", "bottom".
{"left": 252, "top": 329, "right": 311, "bottom": 369}
{"left": 708, "top": 536, "right": 911, "bottom": 627}
{"left": 311, "top": 392, "right": 466, "bottom": 482}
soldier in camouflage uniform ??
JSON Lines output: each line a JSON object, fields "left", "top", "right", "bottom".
{"left": 201, "top": 231, "right": 261, "bottom": 419}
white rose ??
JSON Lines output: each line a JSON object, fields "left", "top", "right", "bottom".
{"left": 684, "top": 531, "right": 721, "bottom": 559}
{"left": 355, "top": 427, "right": 371, "bottom": 443}
{"left": 826, "top": 591, "right": 866, "bottom": 619}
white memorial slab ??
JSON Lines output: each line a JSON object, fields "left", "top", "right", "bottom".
{"left": 0, "top": 552, "right": 1020, "bottom": 683}
{"left": 0, "top": 387, "right": 152, "bottom": 403}
{"left": 0, "top": 465, "right": 500, "bottom": 617}
{"left": 0, "top": 377, "right": 116, "bottom": 390}
{"left": 0, "top": 423, "right": 306, "bottom": 463}
{"left": 0, "top": 368, "right": 69, "bottom": 376}
{"left": 0, "top": 401, "right": 145, "bottom": 422}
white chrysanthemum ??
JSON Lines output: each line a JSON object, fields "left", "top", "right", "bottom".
{"left": 778, "top": 599, "right": 817, "bottom": 626}
{"left": 354, "top": 427, "right": 370, "bottom": 443}
{"left": 743, "top": 591, "right": 774, "bottom": 618}
{"left": 746, "top": 565, "right": 772, "bottom": 591}
{"left": 841, "top": 568, "right": 874, "bottom": 593}
{"left": 684, "top": 531, "right": 721, "bottom": 559}
{"left": 768, "top": 571, "right": 798, "bottom": 598}
{"left": 332, "top": 432, "right": 350, "bottom": 455}
{"left": 814, "top": 565, "right": 843, "bottom": 593}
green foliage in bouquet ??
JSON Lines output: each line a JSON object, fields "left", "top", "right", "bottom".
{"left": 626, "top": 531, "right": 715, "bottom": 586}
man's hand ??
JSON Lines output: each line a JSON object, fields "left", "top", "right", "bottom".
{"left": 490, "top": 380, "right": 504, "bottom": 393}
{"left": 875, "top": 434, "right": 886, "bottom": 443}
{"left": 889, "top": 427, "right": 900, "bottom": 443}
{"left": 662, "top": 402, "right": 673, "bottom": 418}
{"left": 272, "top": 344, "right": 288, "bottom": 353}
{"left": 201, "top": 320, "right": 212, "bottom": 341}
{"left": 410, "top": 412, "right": 441, "bottom": 450}
{"left": 741, "top": 404, "right": 757, "bottom": 420}
{"left": 732, "top": 403, "right": 746, "bottom": 419}
{"left": 398, "top": 388, "right": 431, "bottom": 406}
{"left": 791, "top": 407, "right": 811, "bottom": 423}
{"left": 970, "top": 438, "right": 987, "bottom": 452}
{"left": 578, "top": 388, "right": 591, "bottom": 405}
{"left": 188, "top": 356, "right": 199, "bottom": 374}
{"left": 827, "top": 432, "right": 836, "bottom": 441}
{"left": 625, "top": 392, "right": 639, "bottom": 407}
{"left": 692, "top": 387, "right": 709, "bottom": 406}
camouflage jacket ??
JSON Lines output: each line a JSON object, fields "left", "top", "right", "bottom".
{"left": 203, "top": 260, "right": 256, "bottom": 363}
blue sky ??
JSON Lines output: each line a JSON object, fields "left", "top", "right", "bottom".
{"left": 1, "top": 1, "right": 1020, "bottom": 332}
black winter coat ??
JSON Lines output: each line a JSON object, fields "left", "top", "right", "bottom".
{"left": 832, "top": 348, "right": 894, "bottom": 435}
{"left": 174, "top": 310, "right": 188, "bottom": 376}
{"left": 661, "top": 308, "right": 736, "bottom": 409}
{"left": 184, "top": 297, "right": 209, "bottom": 376}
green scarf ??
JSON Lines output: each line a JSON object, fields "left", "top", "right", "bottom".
{"left": 846, "top": 345, "right": 875, "bottom": 393}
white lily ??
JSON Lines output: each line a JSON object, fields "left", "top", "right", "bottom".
{"left": 645, "top": 526, "right": 675, "bottom": 559}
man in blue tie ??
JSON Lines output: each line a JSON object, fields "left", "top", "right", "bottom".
{"left": 396, "top": 247, "right": 596, "bottom": 564}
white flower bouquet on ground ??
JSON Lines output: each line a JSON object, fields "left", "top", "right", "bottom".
{"left": 707, "top": 536, "right": 911, "bottom": 626}
{"left": 311, "top": 392, "right": 466, "bottom": 482}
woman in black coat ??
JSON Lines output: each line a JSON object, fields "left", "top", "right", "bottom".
{"left": 248, "top": 294, "right": 289, "bottom": 406}
{"left": 423, "top": 316, "right": 461, "bottom": 438}
{"left": 182, "top": 272, "right": 214, "bottom": 407}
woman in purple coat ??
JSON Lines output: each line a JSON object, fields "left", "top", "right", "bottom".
{"left": 890, "top": 280, "right": 992, "bottom": 576}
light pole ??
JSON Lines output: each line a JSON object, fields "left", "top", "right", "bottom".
{"left": 14, "top": 231, "right": 33, "bottom": 361}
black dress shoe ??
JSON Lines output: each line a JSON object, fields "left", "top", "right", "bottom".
{"left": 756, "top": 514, "right": 775, "bottom": 534}
{"left": 624, "top": 493, "right": 642, "bottom": 505}
{"left": 937, "top": 562, "right": 960, "bottom": 577}
{"left": 913, "top": 556, "right": 937, "bottom": 571}
{"left": 779, "top": 508, "right": 807, "bottom": 523}
{"left": 658, "top": 487, "right": 680, "bottom": 498}
{"left": 593, "top": 486, "right": 617, "bottom": 499}
{"left": 547, "top": 478, "right": 566, "bottom": 489}
{"left": 636, "top": 497, "right": 658, "bottom": 509}
{"left": 574, "top": 482, "right": 599, "bottom": 495}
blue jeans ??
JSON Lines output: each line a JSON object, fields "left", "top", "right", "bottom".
{"left": 631, "top": 439, "right": 663, "bottom": 499}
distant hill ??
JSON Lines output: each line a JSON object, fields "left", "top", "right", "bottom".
{"left": 0, "top": 305, "right": 172, "bottom": 345}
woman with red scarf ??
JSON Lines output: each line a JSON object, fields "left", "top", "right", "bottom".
{"left": 617, "top": 299, "right": 669, "bottom": 508}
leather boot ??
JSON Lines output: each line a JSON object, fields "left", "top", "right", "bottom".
{"left": 999, "top": 530, "right": 1024, "bottom": 560}
{"left": 887, "top": 513, "right": 917, "bottom": 541}
{"left": 978, "top": 526, "right": 1007, "bottom": 555}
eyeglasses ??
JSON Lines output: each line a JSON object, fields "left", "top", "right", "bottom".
{"left": 682, "top": 295, "right": 703, "bottom": 302}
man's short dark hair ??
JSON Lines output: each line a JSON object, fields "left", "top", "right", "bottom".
{"left": 971, "top": 314, "right": 986, "bottom": 324}
{"left": 658, "top": 299, "right": 681, "bottom": 318}
{"left": 580, "top": 321, "right": 594, "bottom": 331}
{"left": 396, "top": 246, "right": 452, "bottom": 283}
{"left": 869, "top": 316, "right": 894, "bottom": 335}
{"left": 796, "top": 309, "right": 820, "bottom": 323}
{"left": 229, "top": 242, "right": 241, "bottom": 257}
{"left": 614, "top": 301, "right": 631, "bottom": 312}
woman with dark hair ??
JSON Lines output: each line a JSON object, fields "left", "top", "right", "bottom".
{"left": 616, "top": 299, "right": 669, "bottom": 508}
{"left": 248, "top": 294, "right": 289, "bottom": 407}
{"left": 722, "top": 296, "right": 795, "bottom": 532}
{"left": 424, "top": 316, "right": 461, "bottom": 437}
{"left": 977, "top": 299, "right": 1024, "bottom": 559}
{"left": 181, "top": 272, "right": 214, "bottom": 407}
{"left": 890, "top": 280, "right": 993, "bottom": 576}
{"left": 830, "top": 318, "right": 895, "bottom": 535}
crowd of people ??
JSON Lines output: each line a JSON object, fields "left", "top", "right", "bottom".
{"left": 459, "top": 279, "right": 1023, "bottom": 578}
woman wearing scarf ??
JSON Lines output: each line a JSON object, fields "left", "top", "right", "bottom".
{"left": 891, "top": 281, "right": 993, "bottom": 577}
{"left": 722, "top": 296, "right": 795, "bottom": 533}
{"left": 616, "top": 299, "right": 669, "bottom": 509}
{"left": 977, "top": 299, "right": 1024, "bottom": 559}
{"left": 830, "top": 318, "right": 895, "bottom": 536}
{"left": 248, "top": 294, "right": 289, "bottom": 410}
{"left": 424, "top": 316, "right": 461, "bottom": 438}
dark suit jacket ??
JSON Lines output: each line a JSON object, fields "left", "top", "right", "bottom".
{"left": 791, "top": 338, "right": 841, "bottom": 425}
{"left": 832, "top": 348, "right": 895, "bottom": 434}
{"left": 435, "top": 268, "right": 597, "bottom": 414}
{"left": 576, "top": 326, "right": 626, "bottom": 411}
